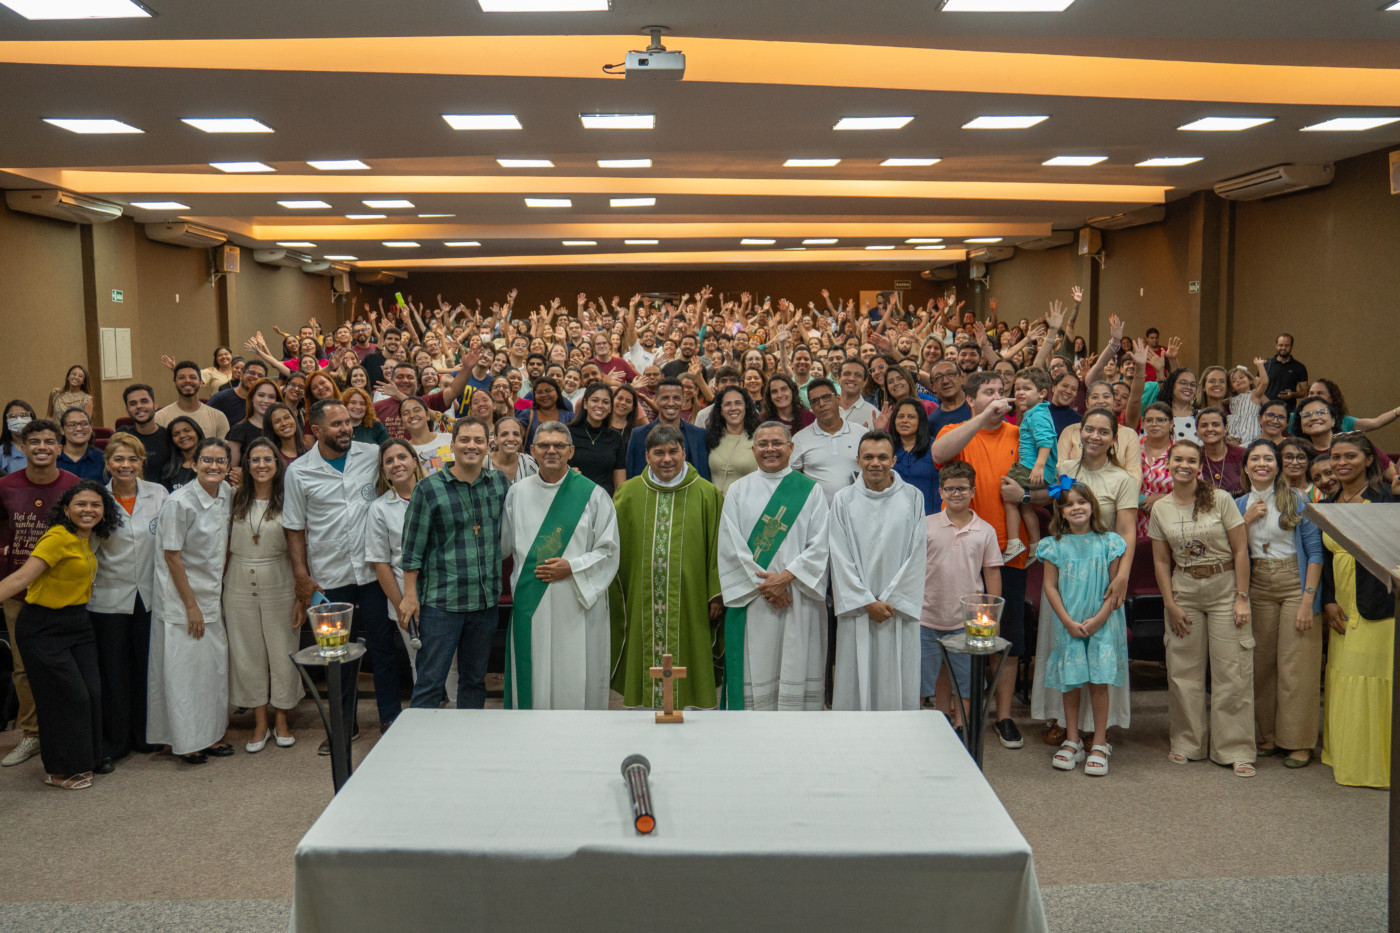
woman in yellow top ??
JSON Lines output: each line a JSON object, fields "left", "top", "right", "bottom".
{"left": 0, "top": 479, "right": 122, "bottom": 789}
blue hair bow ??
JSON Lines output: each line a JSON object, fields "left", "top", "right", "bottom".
{"left": 1047, "top": 474, "right": 1076, "bottom": 499}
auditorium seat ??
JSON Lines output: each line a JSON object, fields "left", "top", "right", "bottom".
{"left": 114, "top": 416, "right": 134, "bottom": 429}
{"left": 1124, "top": 536, "right": 1165, "bottom": 663}
{"left": 92, "top": 426, "right": 113, "bottom": 451}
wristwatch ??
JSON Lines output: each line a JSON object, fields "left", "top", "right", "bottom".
{"left": 1235, "top": 591, "right": 1250, "bottom": 600}
{"left": 1304, "top": 586, "right": 1317, "bottom": 594}
{"left": 1021, "top": 491, "right": 1031, "bottom": 504}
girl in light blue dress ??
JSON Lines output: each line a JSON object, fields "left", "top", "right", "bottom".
{"left": 1036, "top": 480, "right": 1128, "bottom": 776}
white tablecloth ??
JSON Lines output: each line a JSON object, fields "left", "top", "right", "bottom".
{"left": 291, "top": 710, "right": 1047, "bottom": 933}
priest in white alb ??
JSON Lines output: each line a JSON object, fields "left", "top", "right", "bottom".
{"left": 500, "top": 421, "right": 620, "bottom": 709}
{"left": 828, "top": 429, "right": 928, "bottom": 711}
{"left": 718, "top": 421, "right": 831, "bottom": 710}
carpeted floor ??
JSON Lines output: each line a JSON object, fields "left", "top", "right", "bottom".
{"left": 0, "top": 667, "right": 1386, "bottom": 932}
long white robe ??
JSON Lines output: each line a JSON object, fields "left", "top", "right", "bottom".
{"left": 147, "top": 481, "right": 231, "bottom": 755}
{"left": 718, "top": 467, "right": 831, "bottom": 710}
{"left": 500, "top": 473, "right": 620, "bottom": 710}
{"left": 829, "top": 474, "right": 927, "bottom": 711}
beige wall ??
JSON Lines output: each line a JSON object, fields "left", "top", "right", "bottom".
{"left": 233, "top": 259, "right": 341, "bottom": 355}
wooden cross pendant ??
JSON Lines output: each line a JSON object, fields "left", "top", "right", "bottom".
{"left": 648, "top": 653, "right": 687, "bottom": 724}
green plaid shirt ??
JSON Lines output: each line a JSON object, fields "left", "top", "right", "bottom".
{"left": 401, "top": 467, "right": 511, "bottom": 612}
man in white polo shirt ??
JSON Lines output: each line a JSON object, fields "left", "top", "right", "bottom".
{"left": 790, "top": 378, "right": 861, "bottom": 503}
{"left": 283, "top": 399, "right": 401, "bottom": 748}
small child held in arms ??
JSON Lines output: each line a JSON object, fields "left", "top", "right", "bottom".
{"left": 1004, "top": 366, "right": 1055, "bottom": 560}
{"left": 920, "top": 461, "right": 1003, "bottom": 731}
{"left": 1036, "top": 480, "right": 1128, "bottom": 776}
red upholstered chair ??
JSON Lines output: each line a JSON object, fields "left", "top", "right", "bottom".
{"left": 91, "top": 426, "right": 113, "bottom": 451}
{"left": 113, "top": 417, "right": 134, "bottom": 429}
{"left": 1124, "top": 536, "right": 1165, "bottom": 662}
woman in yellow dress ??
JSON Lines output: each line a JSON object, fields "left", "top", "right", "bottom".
{"left": 1321, "top": 433, "right": 1395, "bottom": 788}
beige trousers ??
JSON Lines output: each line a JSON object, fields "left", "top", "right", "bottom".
{"left": 4, "top": 598, "right": 37, "bottom": 736}
{"left": 1166, "top": 571, "right": 1256, "bottom": 765}
{"left": 1250, "top": 557, "right": 1322, "bottom": 751}
{"left": 223, "top": 559, "right": 304, "bottom": 710}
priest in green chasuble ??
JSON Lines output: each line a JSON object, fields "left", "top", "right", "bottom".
{"left": 611, "top": 424, "right": 724, "bottom": 710}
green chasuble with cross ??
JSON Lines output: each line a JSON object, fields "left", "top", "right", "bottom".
{"left": 610, "top": 464, "right": 724, "bottom": 710}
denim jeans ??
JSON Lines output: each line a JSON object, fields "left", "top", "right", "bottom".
{"left": 324, "top": 582, "right": 402, "bottom": 729}
{"left": 412, "top": 605, "right": 497, "bottom": 710}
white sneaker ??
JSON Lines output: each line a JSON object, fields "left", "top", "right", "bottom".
{"left": 1003, "top": 538, "right": 1027, "bottom": 560}
{"left": 2, "top": 736, "right": 40, "bottom": 767}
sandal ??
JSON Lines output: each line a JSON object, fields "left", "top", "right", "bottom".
{"left": 1042, "top": 720, "right": 1067, "bottom": 746}
{"left": 179, "top": 752, "right": 209, "bottom": 765}
{"left": 1167, "top": 751, "right": 1189, "bottom": 764}
{"left": 1052, "top": 739, "right": 1085, "bottom": 771}
{"left": 1085, "top": 744, "right": 1112, "bottom": 776}
{"left": 205, "top": 744, "right": 235, "bottom": 758}
{"left": 1233, "top": 761, "right": 1257, "bottom": 778}
{"left": 43, "top": 772, "right": 93, "bottom": 790}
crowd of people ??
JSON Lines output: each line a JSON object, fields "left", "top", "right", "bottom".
{"left": 1, "top": 286, "right": 1396, "bottom": 791}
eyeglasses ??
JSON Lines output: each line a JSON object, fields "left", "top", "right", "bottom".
{"left": 941, "top": 486, "right": 972, "bottom": 496}
{"left": 1260, "top": 413, "right": 1288, "bottom": 422}
{"left": 807, "top": 394, "right": 836, "bottom": 405}
{"left": 533, "top": 442, "right": 572, "bottom": 452}
{"left": 197, "top": 456, "right": 230, "bottom": 466}
{"left": 1281, "top": 453, "right": 1310, "bottom": 463}
{"left": 754, "top": 440, "right": 789, "bottom": 450}
{"left": 1299, "top": 410, "right": 1329, "bottom": 420}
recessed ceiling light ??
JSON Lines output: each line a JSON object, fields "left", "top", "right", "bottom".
{"left": 278, "top": 200, "right": 331, "bottom": 209}
{"left": 43, "top": 118, "right": 142, "bottom": 134}
{"left": 833, "top": 116, "right": 915, "bottom": 131}
{"left": 803, "top": 238, "right": 839, "bottom": 245}
{"left": 580, "top": 113, "right": 655, "bottom": 129}
{"left": 1, "top": 0, "right": 151, "bottom": 19}
{"left": 129, "top": 201, "right": 190, "bottom": 211}
{"left": 182, "top": 117, "right": 275, "bottom": 134}
{"left": 866, "top": 245, "right": 896, "bottom": 250}
{"left": 210, "top": 161, "right": 273, "bottom": 173}
{"left": 907, "top": 237, "right": 944, "bottom": 243}
{"left": 442, "top": 114, "right": 522, "bottom": 130}
{"left": 345, "top": 214, "right": 387, "bottom": 219}
{"left": 624, "top": 239, "right": 659, "bottom": 245}
{"left": 1043, "top": 155, "right": 1107, "bottom": 166}
{"left": 477, "top": 0, "right": 609, "bottom": 10}
{"left": 497, "top": 158, "right": 555, "bottom": 168}
{"left": 418, "top": 213, "right": 456, "bottom": 218}
{"left": 784, "top": 158, "right": 841, "bottom": 167}
{"left": 382, "top": 241, "right": 420, "bottom": 248}
{"left": 525, "top": 197, "right": 572, "bottom": 208}
{"left": 1135, "top": 157, "right": 1203, "bottom": 167}
{"left": 938, "top": 0, "right": 1076, "bottom": 10}
{"left": 445, "top": 241, "right": 481, "bottom": 247}
{"left": 362, "top": 199, "right": 415, "bottom": 209}
{"left": 323, "top": 255, "right": 358, "bottom": 261}
{"left": 562, "top": 240, "right": 597, "bottom": 246}
{"left": 915, "top": 245, "right": 945, "bottom": 250}
{"left": 963, "top": 115, "right": 1048, "bottom": 129}
{"left": 598, "top": 158, "right": 652, "bottom": 168}
{"left": 880, "top": 158, "right": 941, "bottom": 166}
{"left": 276, "top": 241, "right": 316, "bottom": 248}
{"left": 307, "top": 159, "right": 369, "bottom": 171}
{"left": 1388, "top": 1, "right": 1400, "bottom": 9}
{"left": 741, "top": 238, "right": 776, "bottom": 245}
{"left": 610, "top": 197, "right": 656, "bottom": 207}
{"left": 1178, "top": 116, "right": 1274, "bottom": 132}
{"left": 966, "top": 237, "right": 1004, "bottom": 243}
{"left": 784, "top": 247, "right": 807, "bottom": 251}
{"left": 1300, "top": 116, "right": 1400, "bottom": 132}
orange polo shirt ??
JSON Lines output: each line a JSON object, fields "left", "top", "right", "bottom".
{"left": 936, "top": 419, "right": 1026, "bottom": 571}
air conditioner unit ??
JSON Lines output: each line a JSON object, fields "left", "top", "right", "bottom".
{"left": 1088, "top": 205, "right": 1167, "bottom": 230}
{"left": 1017, "top": 231, "right": 1075, "bottom": 251}
{"left": 966, "top": 246, "right": 1014, "bottom": 264}
{"left": 1214, "top": 163, "right": 1333, "bottom": 201}
{"left": 921, "top": 267, "right": 958, "bottom": 282}
{"left": 356, "top": 271, "right": 402, "bottom": 286}
{"left": 143, "top": 222, "right": 228, "bottom": 248}
{"left": 301, "top": 261, "right": 351, "bottom": 276}
{"left": 253, "top": 248, "right": 313, "bottom": 268}
{"left": 5, "top": 189, "right": 123, "bottom": 224}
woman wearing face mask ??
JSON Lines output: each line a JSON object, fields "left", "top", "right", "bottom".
{"left": 703, "top": 385, "right": 759, "bottom": 496}
{"left": 1, "top": 400, "right": 36, "bottom": 473}
{"left": 341, "top": 387, "right": 389, "bottom": 446}
{"left": 161, "top": 417, "right": 205, "bottom": 492}
{"left": 1320, "top": 433, "right": 1396, "bottom": 787}
{"left": 1235, "top": 438, "right": 1323, "bottom": 769}
{"left": 262, "top": 403, "right": 306, "bottom": 467}
{"left": 1195, "top": 407, "right": 1245, "bottom": 496}
{"left": 400, "top": 397, "right": 453, "bottom": 476}
{"left": 487, "top": 417, "right": 539, "bottom": 485}
{"left": 568, "top": 384, "right": 626, "bottom": 495}
{"left": 223, "top": 438, "right": 300, "bottom": 753}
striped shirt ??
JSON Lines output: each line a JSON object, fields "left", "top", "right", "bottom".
{"left": 401, "top": 466, "right": 510, "bottom": 612}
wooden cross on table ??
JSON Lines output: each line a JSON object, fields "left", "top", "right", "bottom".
{"left": 649, "top": 653, "right": 687, "bottom": 723}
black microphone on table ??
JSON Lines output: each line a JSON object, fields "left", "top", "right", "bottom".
{"left": 622, "top": 754, "right": 655, "bottom": 835}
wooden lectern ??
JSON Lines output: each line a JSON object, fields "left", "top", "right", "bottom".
{"left": 1305, "top": 502, "right": 1400, "bottom": 933}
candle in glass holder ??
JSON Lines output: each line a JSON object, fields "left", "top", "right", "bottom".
{"left": 308, "top": 602, "right": 355, "bottom": 658}
{"left": 960, "top": 594, "right": 1006, "bottom": 650}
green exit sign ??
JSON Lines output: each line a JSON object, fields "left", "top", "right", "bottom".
{"left": 111, "top": 289, "right": 124, "bottom": 303}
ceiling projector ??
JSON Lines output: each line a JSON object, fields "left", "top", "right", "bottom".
{"left": 604, "top": 27, "right": 685, "bottom": 81}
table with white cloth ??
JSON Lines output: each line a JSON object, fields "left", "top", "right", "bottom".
{"left": 291, "top": 709, "right": 1048, "bottom": 933}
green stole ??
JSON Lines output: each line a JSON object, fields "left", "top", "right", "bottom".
{"left": 504, "top": 470, "right": 595, "bottom": 709}
{"left": 723, "top": 470, "right": 816, "bottom": 710}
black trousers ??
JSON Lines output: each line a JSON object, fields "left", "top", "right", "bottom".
{"left": 88, "top": 596, "right": 153, "bottom": 759}
{"left": 15, "top": 603, "right": 102, "bottom": 775}
{"left": 324, "top": 582, "right": 401, "bottom": 729}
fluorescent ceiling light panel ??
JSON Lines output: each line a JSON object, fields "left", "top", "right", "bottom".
{"left": 478, "top": 0, "right": 609, "bottom": 10}
{"left": 323, "top": 255, "right": 358, "bottom": 261}
{"left": 445, "top": 241, "right": 481, "bottom": 247}
{"left": 610, "top": 197, "right": 656, "bottom": 207}
{"left": 210, "top": 161, "right": 273, "bottom": 173}
{"left": 276, "top": 241, "right": 316, "bottom": 248}
{"left": 1043, "top": 155, "right": 1106, "bottom": 166}
{"left": 906, "top": 237, "right": 943, "bottom": 243}
{"left": 915, "top": 245, "right": 946, "bottom": 250}
{"left": 277, "top": 200, "right": 330, "bottom": 209}
{"left": 382, "top": 241, "right": 420, "bottom": 248}
{"left": 866, "top": 245, "right": 896, "bottom": 250}
{"left": 43, "top": 118, "right": 142, "bottom": 134}
{"left": 307, "top": 159, "right": 369, "bottom": 170}
{"left": 880, "top": 157, "right": 941, "bottom": 166}
{"left": 345, "top": 213, "right": 386, "bottom": 219}
{"left": 497, "top": 159, "right": 555, "bottom": 168}
{"left": 963, "top": 115, "right": 1048, "bottom": 129}
{"left": 182, "top": 117, "right": 274, "bottom": 134}
{"left": 784, "top": 158, "right": 841, "bottom": 167}
{"left": 1, "top": 0, "right": 151, "bottom": 19}
{"left": 362, "top": 199, "right": 415, "bottom": 209}
{"left": 129, "top": 201, "right": 189, "bottom": 210}
{"left": 741, "top": 238, "right": 776, "bottom": 245}
{"left": 525, "top": 198, "right": 572, "bottom": 207}
{"left": 580, "top": 113, "right": 655, "bottom": 129}
{"left": 1300, "top": 116, "right": 1400, "bottom": 132}
{"left": 803, "top": 238, "right": 839, "bottom": 244}
{"left": 442, "top": 114, "right": 522, "bottom": 130}
{"left": 1136, "top": 157, "right": 1203, "bottom": 167}
{"left": 418, "top": 213, "right": 456, "bottom": 218}
{"left": 598, "top": 158, "right": 652, "bottom": 168}
{"left": 785, "top": 248, "right": 807, "bottom": 251}
{"left": 833, "top": 116, "right": 915, "bottom": 131}
{"left": 624, "top": 239, "right": 659, "bottom": 245}
{"left": 938, "top": 0, "right": 1076, "bottom": 10}
{"left": 966, "top": 237, "right": 1004, "bottom": 243}
{"left": 1388, "top": 2, "right": 1400, "bottom": 9}
{"left": 1178, "top": 116, "right": 1274, "bottom": 131}
{"left": 562, "top": 240, "right": 597, "bottom": 246}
